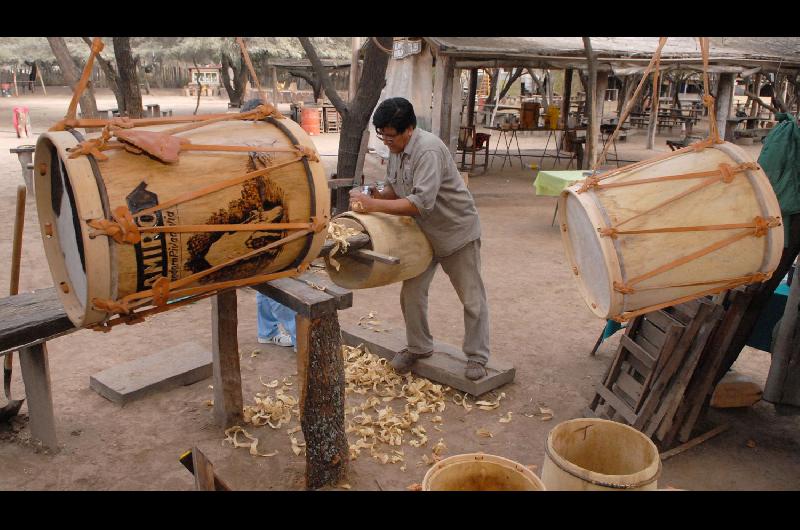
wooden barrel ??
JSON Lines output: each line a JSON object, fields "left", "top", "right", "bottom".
{"left": 558, "top": 141, "right": 783, "bottom": 322}
{"left": 326, "top": 212, "right": 432, "bottom": 289}
{"left": 34, "top": 117, "right": 328, "bottom": 328}
{"left": 423, "top": 453, "right": 546, "bottom": 491}
{"left": 300, "top": 106, "right": 320, "bottom": 136}
{"left": 542, "top": 418, "right": 661, "bottom": 491}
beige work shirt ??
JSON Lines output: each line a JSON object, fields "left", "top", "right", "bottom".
{"left": 385, "top": 128, "right": 481, "bottom": 257}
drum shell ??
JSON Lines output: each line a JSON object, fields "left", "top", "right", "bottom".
{"left": 558, "top": 141, "right": 783, "bottom": 320}
{"left": 34, "top": 117, "right": 328, "bottom": 327}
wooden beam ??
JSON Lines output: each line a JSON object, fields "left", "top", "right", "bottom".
{"left": 561, "top": 68, "right": 573, "bottom": 129}
{"left": 432, "top": 53, "right": 455, "bottom": 150}
{"left": 583, "top": 38, "right": 599, "bottom": 168}
{"left": 211, "top": 290, "right": 243, "bottom": 429}
{"left": 296, "top": 313, "right": 348, "bottom": 489}
{"left": 716, "top": 73, "right": 736, "bottom": 142}
{"left": 0, "top": 289, "right": 75, "bottom": 355}
{"left": 466, "top": 68, "right": 478, "bottom": 128}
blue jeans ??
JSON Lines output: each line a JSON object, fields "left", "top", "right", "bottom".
{"left": 256, "top": 292, "right": 297, "bottom": 345}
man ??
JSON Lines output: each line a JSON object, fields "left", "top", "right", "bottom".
{"left": 349, "top": 97, "right": 490, "bottom": 380}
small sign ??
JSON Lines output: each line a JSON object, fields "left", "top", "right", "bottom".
{"left": 393, "top": 39, "right": 423, "bottom": 60}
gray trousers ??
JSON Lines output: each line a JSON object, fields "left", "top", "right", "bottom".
{"left": 400, "top": 239, "right": 490, "bottom": 364}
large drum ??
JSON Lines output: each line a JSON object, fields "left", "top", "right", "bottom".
{"left": 559, "top": 141, "right": 783, "bottom": 322}
{"left": 34, "top": 115, "right": 328, "bottom": 328}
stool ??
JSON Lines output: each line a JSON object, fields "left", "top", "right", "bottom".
{"left": 12, "top": 106, "right": 31, "bottom": 138}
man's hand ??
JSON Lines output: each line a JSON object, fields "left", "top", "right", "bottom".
{"left": 349, "top": 188, "right": 373, "bottom": 213}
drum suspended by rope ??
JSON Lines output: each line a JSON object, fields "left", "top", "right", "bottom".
{"left": 559, "top": 140, "right": 782, "bottom": 322}
{"left": 34, "top": 114, "right": 329, "bottom": 329}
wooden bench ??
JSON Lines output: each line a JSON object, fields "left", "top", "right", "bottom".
{"left": 0, "top": 272, "right": 352, "bottom": 489}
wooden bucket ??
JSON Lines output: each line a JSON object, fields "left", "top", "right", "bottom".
{"left": 423, "top": 453, "right": 546, "bottom": 491}
{"left": 558, "top": 141, "right": 783, "bottom": 322}
{"left": 326, "top": 212, "right": 432, "bottom": 289}
{"left": 34, "top": 117, "right": 328, "bottom": 328}
{"left": 541, "top": 418, "right": 661, "bottom": 491}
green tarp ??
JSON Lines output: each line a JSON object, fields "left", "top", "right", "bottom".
{"left": 758, "top": 113, "right": 800, "bottom": 245}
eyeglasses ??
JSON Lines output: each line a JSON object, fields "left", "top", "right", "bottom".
{"left": 376, "top": 128, "right": 403, "bottom": 144}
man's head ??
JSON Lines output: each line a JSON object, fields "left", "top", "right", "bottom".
{"left": 372, "top": 97, "right": 416, "bottom": 153}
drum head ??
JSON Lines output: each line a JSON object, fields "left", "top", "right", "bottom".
{"left": 560, "top": 190, "right": 617, "bottom": 318}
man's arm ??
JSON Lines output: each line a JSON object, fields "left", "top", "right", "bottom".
{"left": 349, "top": 184, "right": 419, "bottom": 216}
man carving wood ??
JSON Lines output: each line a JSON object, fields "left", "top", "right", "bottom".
{"left": 349, "top": 97, "right": 490, "bottom": 380}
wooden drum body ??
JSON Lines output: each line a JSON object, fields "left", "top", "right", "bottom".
{"left": 326, "top": 212, "right": 433, "bottom": 289}
{"left": 34, "top": 116, "right": 328, "bottom": 328}
{"left": 559, "top": 141, "right": 783, "bottom": 322}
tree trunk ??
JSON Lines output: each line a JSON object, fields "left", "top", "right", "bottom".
{"left": 288, "top": 70, "right": 322, "bottom": 102}
{"left": 300, "top": 36, "right": 392, "bottom": 179}
{"left": 47, "top": 37, "right": 98, "bottom": 118}
{"left": 221, "top": 51, "right": 248, "bottom": 107}
{"left": 646, "top": 66, "right": 662, "bottom": 150}
{"left": 112, "top": 37, "right": 143, "bottom": 118}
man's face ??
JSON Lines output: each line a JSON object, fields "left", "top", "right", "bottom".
{"left": 376, "top": 126, "right": 413, "bottom": 154}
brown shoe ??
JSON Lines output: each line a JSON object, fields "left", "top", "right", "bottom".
{"left": 465, "top": 360, "right": 487, "bottom": 381}
{"left": 390, "top": 349, "right": 433, "bottom": 374}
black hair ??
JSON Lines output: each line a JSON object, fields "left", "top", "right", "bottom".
{"left": 372, "top": 97, "right": 416, "bottom": 133}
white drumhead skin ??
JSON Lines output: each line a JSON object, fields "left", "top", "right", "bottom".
{"left": 34, "top": 132, "right": 113, "bottom": 328}
{"left": 559, "top": 188, "right": 622, "bottom": 318}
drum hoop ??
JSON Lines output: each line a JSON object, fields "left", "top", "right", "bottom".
{"left": 34, "top": 131, "right": 113, "bottom": 327}
{"left": 559, "top": 186, "right": 624, "bottom": 318}
{"left": 266, "top": 116, "right": 317, "bottom": 270}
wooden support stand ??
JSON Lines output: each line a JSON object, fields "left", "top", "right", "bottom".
{"left": 211, "top": 290, "right": 243, "bottom": 429}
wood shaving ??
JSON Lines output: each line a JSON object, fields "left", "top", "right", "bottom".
{"left": 223, "top": 426, "right": 278, "bottom": 457}
{"left": 338, "top": 483, "right": 352, "bottom": 490}
{"left": 499, "top": 411, "right": 513, "bottom": 423}
{"left": 358, "top": 311, "right": 391, "bottom": 333}
{"left": 259, "top": 377, "right": 279, "bottom": 388}
{"left": 250, "top": 350, "right": 260, "bottom": 358}
{"left": 406, "top": 483, "right": 423, "bottom": 491}
{"left": 326, "top": 222, "right": 362, "bottom": 272}
{"left": 476, "top": 428, "right": 493, "bottom": 438}
{"left": 536, "top": 406, "right": 554, "bottom": 421}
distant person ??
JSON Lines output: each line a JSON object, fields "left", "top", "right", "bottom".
{"left": 25, "top": 61, "right": 37, "bottom": 93}
{"left": 240, "top": 96, "right": 298, "bottom": 350}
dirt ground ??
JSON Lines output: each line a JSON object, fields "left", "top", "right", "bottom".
{"left": 0, "top": 88, "right": 798, "bottom": 491}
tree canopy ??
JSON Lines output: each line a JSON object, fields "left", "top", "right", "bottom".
{"left": 0, "top": 37, "right": 351, "bottom": 66}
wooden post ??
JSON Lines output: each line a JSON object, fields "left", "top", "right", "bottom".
{"left": 748, "top": 73, "right": 762, "bottom": 120}
{"left": 271, "top": 66, "right": 279, "bottom": 105}
{"left": 192, "top": 446, "right": 217, "bottom": 491}
{"left": 211, "top": 290, "right": 243, "bottom": 429}
{"left": 646, "top": 67, "right": 662, "bottom": 150}
{"left": 716, "top": 73, "right": 735, "bottom": 142}
{"left": 561, "top": 68, "right": 573, "bottom": 129}
{"left": 18, "top": 343, "right": 58, "bottom": 449}
{"left": 466, "top": 68, "right": 478, "bottom": 128}
{"left": 582, "top": 38, "right": 599, "bottom": 168}
{"left": 37, "top": 65, "right": 47, "bottom": 95}
{"left": 12, "top": 69, "right": 18, "bottom": 97}
{"left": 764, "top": 267, "right": 800, "bottom": 406}
{"left": 432, "top": 53, "right": 455, "bottom": 149}
{"left": 296, "top": 313, "right": 348, "bottom": 490}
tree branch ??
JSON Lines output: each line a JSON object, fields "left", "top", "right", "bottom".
{"left": 298, "top": 37, "right": 348, "bottom": 114}
{"left": 745, "top": 90, "right": 782, "bottom": 113}
{"left": 498, "top": 67, "right": 524, "bottom": 102}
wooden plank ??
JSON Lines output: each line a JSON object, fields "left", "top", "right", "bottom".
{"left": 656, "top": 304, "right": 724, "bottom": 445}
{"left": 639, "top": 319, "right": 667, "bottom": 349}
{"left": 252, "top": 277, "right": 337, "bottom": 318}
{"left": 18, "top": 343, "right": 57, "bottom": 449}
{"left": 0, "top": 288, "right": 76, "bottom": 355}
{"left": 211, "top": 291, "right": 243, "bottom": 429}
{"left": 595, "top": 385, "right": 637, "bottom": 424}
{"left": 633, "top": 333, "right": 660, "bottom": 358}
{"left": 635, "top": 322, "right": 685, "bottom": 412}
{"left": 676, "top": 291, "right": 753, "bottom": 442}
{"left": 192, "top": 446, "right": 217, "bottom": 491}
{"left": 297, "top": 313, "right": 348, "bottom": 490}
{"left": 641, "top": 303, "right": 715, "bottom": 435}
{"left": 615, "top": 370, "right": 643, "bottom": 403}
{"left": 591, "top": 316, "right": 643, "bottom": 411}
{"left": 317, "top": 233, "right": 370, "bottom": 259}
{"left": 352, "top": 248, "right": 400, "bottom": 265}
{"left": 659, "top": 423, "right": 730, "bottom": 461}
{"left": 89, "top": 342, "right": 212, "bottom": 405}
{"left": 644, "top": 310, "right": 682, "bottom": 333}
{"left": 620, "top": 335, "right": 655, "bottom": 370}
{"left": 611, "top": 382, "right": 637, "bottom": 410}
{"left": 294, "top": 272, "right": 353, "bottom": 310}
{"left": 341, "top": 325, "right": 515, "bottom": 396}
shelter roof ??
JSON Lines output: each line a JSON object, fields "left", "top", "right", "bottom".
{"left": 424, "top": 37, "right": 800, "bottom": 73}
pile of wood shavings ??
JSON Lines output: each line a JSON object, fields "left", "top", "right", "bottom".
{"left": 325, "top": 221, "right": 363, "bottom": 271}
{"left": 343, "top": 344, "right": 450, "bottom": 470}
{"left": 357, "top": 311, "right": 390, "bottom": 333}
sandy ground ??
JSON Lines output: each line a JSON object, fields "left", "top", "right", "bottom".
{"left": 0, "top": 88, "right": 798, "bottom": 491}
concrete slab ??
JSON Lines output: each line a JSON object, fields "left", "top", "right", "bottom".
{"left": 341, "top": 325, "right": 515, "bottom": 396}
{"left": 89, "top": 342, "right": 212, "bottom": 405}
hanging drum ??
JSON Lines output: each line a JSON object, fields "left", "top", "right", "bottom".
{"left": 34, "top": 113, "right": 328, "bottom": 328}
{"left": 559, "top": 140, "right": 783, "bottom": 322}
